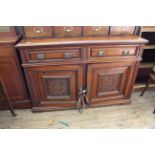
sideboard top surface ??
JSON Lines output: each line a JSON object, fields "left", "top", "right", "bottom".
{"left": 16, "top": 36, "right": 148, "bottom": 48}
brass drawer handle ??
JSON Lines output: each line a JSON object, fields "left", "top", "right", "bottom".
{"left": 122, "top": 50, "right": 130, "bottom": 56}
{"left": 92, "top": 26, "right": 102, "bottom": 32}
{"left": 33, "top": 27, "right": 43, "bottom": 34}
{"left": 36, "top": 53, "right": 45, "bottom": 60}
{"left": 98, "top": 50, "right": 105, "bottom": 56}
{"left": 64, "top": 26, "right": 73, "bottom": 32}
{"left": 64, "top": 52, "right": 72, "bottom": 58}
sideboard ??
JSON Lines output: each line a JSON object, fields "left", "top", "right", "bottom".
{"left": 15, "top": 26, "right": 148, "bottom": 112}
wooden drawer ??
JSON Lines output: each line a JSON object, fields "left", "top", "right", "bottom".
{"left": 110, "top": 26, "right": 136, "bottom": 36}
{"left": 83, "top": 26, "right": 109, "bottom": 36}
{"left": 23, "top": 47, "right": 83, "bottom": 63}
{"left": 54, "top": 26, "right": 82, "bottom": 37}
{"left": 23, "top": 26, "right": 53, "bottom": 38}
{"left": 88, "top": 46, "right": 137, "bottom": 59}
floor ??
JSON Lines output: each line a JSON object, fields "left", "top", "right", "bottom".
{"left": 0, "top": 89, "right": 155, "bottom": 129}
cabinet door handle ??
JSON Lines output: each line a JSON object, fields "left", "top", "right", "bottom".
{"left": 98, "top": 50, "right": 105, "bottom": 56}
{"left": 64, "top": 52, "right": 72, "bottom": 58}
{"left": 64, "top": 26, "right": 73, "bottom": 32}
{"left": 122, "top": 50, "right": 130, "bottom": 56}
{"left": 36, "top": 53, "right": 45, "bottom": 60}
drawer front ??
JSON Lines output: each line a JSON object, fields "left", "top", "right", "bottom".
{"left": 24, "top": 47, "right": 83, "bottom": 63}
{"left": 88, "top": 46, "right": 137, "bottom": 59}
{"left": 110, "top": 26, "right": 136, "bottom": 36}
{"left": 83, "top": 26, "right": 109, "bottom": 36}
{"left": 23, "top": 26, "right": 53, "bottom": 38}
{"left": 54, "top": 26, "right": 82, "bottom": 37}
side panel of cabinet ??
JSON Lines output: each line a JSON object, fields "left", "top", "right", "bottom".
{"left": 87, "top": 62, "right": 136, "bottom": 106}
{"left": 0, "top": 58, "right": 28, "bottom": 102}
{"left": 25, "top": 65, "right": 83, "bottom": 111}
{"left": 0, "top": 82, "right": 5, "bottom": 104}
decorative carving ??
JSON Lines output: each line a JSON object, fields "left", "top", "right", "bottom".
{"left": 44, "top": 77, "right": 70, "bottom": 97}
{"left": 97, "top": 74, "right": 121, "bottom": 93}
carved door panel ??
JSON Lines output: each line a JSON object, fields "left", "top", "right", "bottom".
{"left": 26, "top": 65, "right": 83, "bottom": 111}
{"left": 87, "top": 62, "right": 136, "bottom": 105}
{"left": 0, "top": 58, "right": 28, "bottom": 102}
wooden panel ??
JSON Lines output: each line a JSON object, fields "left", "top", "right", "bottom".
{"left": 110, "top": 26, "right": 136, "bottom": 36}
{"left": 0, "top": 82, "right": 6, "bottom": 103}
{"left": 44, "top": 76, "right": 70, "bottom": 98}
{"left": 54, "top": 26, "right": 82, "bottom": 37}
{"left": 0, "top": 46, "right": 15, "bottom": 58}
{"left": 0, "top": 58, "right": 28, "bottom": 102}
{"left": 88, "top": 45, "right": 137, "bottom": 60}
{"left": 23, "top": 47, "right": 83, "bottom": 63}
{"left": 83, "top": 26, "right": 109, "bottom": 36}
{"left": 23, "top": 26, "right": 53, "bottom": 38}
{"left": 25, "top": 65, "right": 83, "bottom": 111}
{"left": 87, "top": 62, "right": 136, "bottom": 105}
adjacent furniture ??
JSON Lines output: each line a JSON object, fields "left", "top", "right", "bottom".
{"left": 16, "top": 26, "right": 147, "bottom": 112}
{"left": 140, "top": 61, "right": 155, "bottom": 96}
{"left": 136, "top": 26, "right": 155, "bottom": 88}
{"left": 0, "top": 26, "right": 30, "bottom": 110}
{"left": 0, "top": 75, "right": 17, "bottom": 116}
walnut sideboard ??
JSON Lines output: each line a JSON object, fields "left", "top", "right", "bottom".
{"left": 16, "top": 33, "right": 148, "bottom": 112}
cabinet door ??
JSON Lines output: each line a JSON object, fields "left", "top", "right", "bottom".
{"left": 0, "top": 58, "right": 28, "bottom": 102}
{"left": 26, "top": 65, "right": 83, "bottom": 111}
{"left": 87, "top": 62, "right": 136, "bottom": 105}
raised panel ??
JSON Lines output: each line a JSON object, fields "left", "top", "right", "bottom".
{"left": 44, "top": 76, "right": 70, "bottom": 99}
{"left": 87, "top": 62, "right": 136, "bottom": 105}
{"left": 97, "top": 73, "right": 121, "bottom": 94}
